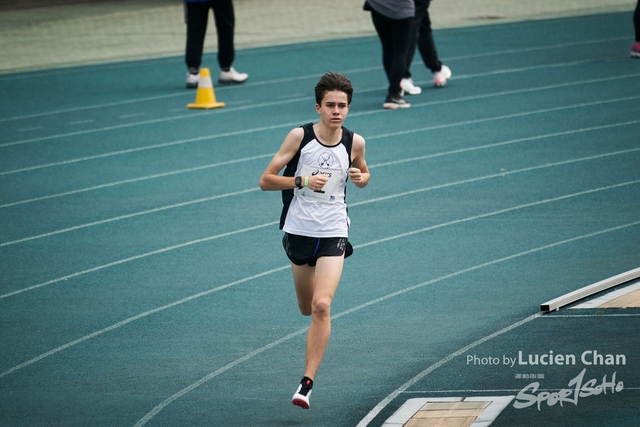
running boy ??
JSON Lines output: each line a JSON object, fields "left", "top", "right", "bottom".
{"left": 259, "top": 72, "right": 370, "bottom": 409}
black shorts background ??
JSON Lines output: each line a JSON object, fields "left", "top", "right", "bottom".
{"left": 282, "top": 233, "right": 353, "bottom": 266}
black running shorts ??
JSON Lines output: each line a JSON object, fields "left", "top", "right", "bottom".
{"left": 282, "top": 233, "right": 353, "bottom": 266}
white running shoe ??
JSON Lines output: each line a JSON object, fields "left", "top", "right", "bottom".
{"left": 400, "top": 78, "right": 422, "bottom": 95}
{"left": 433, "top": 65, "right": 451, "bottom": 87}
{"left": 186, "top": 72, "right": 199, "bottom": 89}
{"left": 292, "top": 377, "right": 313, "bottom": 409}
{"left": 219, "top": 67, "right": 248, "bottom": 84}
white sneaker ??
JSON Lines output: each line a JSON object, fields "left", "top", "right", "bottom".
{"left": 433, "top": 65, "right": 451, "bottom": 87}
{"left": 219, "top": 67, "right": 248, "bottom": 84}
{"left": 400, "top": 78, "right": 422, "bottom": 95}
{"left": 186, "top": 72, "right": 199, "bottom": 89}
{"left": 292, "top": 378, "right": 313, "bottom": 409}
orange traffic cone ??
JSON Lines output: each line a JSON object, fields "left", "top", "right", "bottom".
{"left": 187, "top": 68, "right": 225, "bottom": 109}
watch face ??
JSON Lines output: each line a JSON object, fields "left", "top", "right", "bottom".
{"left": 295, "top": 176, "right": 302, "bottom": 188}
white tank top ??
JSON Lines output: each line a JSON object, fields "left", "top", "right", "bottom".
{"left": 281, "top": 123, "right": 353, "bottom": 238}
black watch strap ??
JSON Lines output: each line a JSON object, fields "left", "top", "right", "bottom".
{"left": 295, "top": 176, "right": 302, "bottom": 189}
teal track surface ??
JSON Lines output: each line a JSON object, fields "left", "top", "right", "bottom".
{"left": 1, "top": 12, "right": 639, "bottom": 427}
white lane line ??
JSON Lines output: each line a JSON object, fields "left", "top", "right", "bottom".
{"left": 0, "top": 188, "right": 260, "bottom": 248}
{"left": 0, "top": 35, "right": 627, "bottom": 122}
{"left": 67, "top": 120, "right": 95, "bottom": 125}
{"left": 0, "top": 93, "right": 191, "bottom": 122}
{"left": 1, "top": 71, "right": 638, "bottom": 151}
{"left": 0, "top": 221, "right": 277, "bottom": 300}
{"left": 442, "top": 36, "right": 628, "bottom": 61}
{"left": 360, "top": 81, "right": 640, "bottom": 125}
{"left": 369, "top": 120, "right": 640, "bottom": 168}
{"left": 2, "top": 188, "right": 638, "bottom": 382}
{"left": 1, "top": 166, "right": 638, "bottom": 300}
{"left": 0, "top": 153, "right": 275, "bottom": 209}
{"left": 355, "top": 314, "right": 542, "bottom": 427}
{"left": 0, "top": 98, "right": 308, "bottom": 149}
{"left": 0, "top": 265, "right": 290, "bottom": 380}
{"left": 358, "top": 312, "right": 640, "bottom": 426}
{"left": 2, "top": 118, "right": 637, "bottom": 210}
{"left": 1, "top": 69, "right": 637, "bottom": 176}
{"left": 2, "top": 148, "right": 639, "bottom": 249}
{"left": 135, "top": 220, "right": 640, "bottom": 427}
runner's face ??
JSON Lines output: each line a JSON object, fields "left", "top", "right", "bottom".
{"left": 316, "top": 90, "right": 349, "bottom": 129}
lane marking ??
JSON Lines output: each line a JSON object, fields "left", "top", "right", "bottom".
{"left": 0, "top": 153, "right": 274, "bottom": 209}
{"left": 119, "top": 113, "right": 146, "bottom": 119}
{"left": 0, "top": 188, "right": 261, "bottom": 247}
{"left": 2, "top": 83, "right": 638, "bottom": 179}
{"left": 0, "top": 222, "right": 277, "bottom": 299}
{"left": 369, "top": 120, "right": 639, "bottom": 168}
{"left": 0, "top": 265, "right": 290, "bottom": 379}
{"left": 2, "top": 118, "right": 637, "bottom": 209}
{"left": 1, "top": 72, "right": 638, "bottom": 150}
{"left": 364, "top": 94, "right": 640, "bottom": 140}
{"left": 0, "top": 100, "right": 307, "bottom": 149}
{"left": 139, "top": 209, "right": 640, "bottom": 427}
{"left": 137, "top": 211, "right": 640, "bottom": 427}
{"left": 0, "top": 35, "right": 627, "bottom": 122}
{"left": 2, "top": 190, "right": 638, "bottom": 383}
{"left": 3, "top": 145, "right": 639, "bottom": 248}
{"left": 356, "top": 315, "right": 541, "bottom": 427}
{"left": 2, "top": 171, "right": 638, "bottom": 298}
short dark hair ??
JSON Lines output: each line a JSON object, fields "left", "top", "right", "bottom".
{"left": 315, "top": 72, "right": 354, "bottom": 105}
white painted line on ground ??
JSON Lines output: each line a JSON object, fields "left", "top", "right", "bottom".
{"left": 2, "top": 141, "right": 638, "bottom": 248}
{"left": 2, "top": 118, "right": 637, "bottom": 209}
{"left": 0, "top": 153, "right": 274, "bottom": 209}
{"left": 356, "top": 315, "right": 540, "bottom": 427}
{"left": 0, "top": 188, "right": 261, "bottom": 247}
{"left": 3, "top": 218, "right": 638, "bottom": 423}
{"left": 0, "top": 36, "right": 627, "bottom": 122}
{"left": 1, "top": 72, "right": 638, "bottom": 150}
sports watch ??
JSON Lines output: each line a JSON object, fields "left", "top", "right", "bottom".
{"left": 295, "top": 176, "right": 303, "bottom": 189}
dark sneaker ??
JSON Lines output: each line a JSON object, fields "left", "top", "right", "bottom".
{"left": 292, "top": 377, "right": 313, "bottom": 409}
{"left": 631, "top": 43, "right": 640, "bottom": 58}
{"left": 383, "top": 95, "right": 410, "bottom": 109}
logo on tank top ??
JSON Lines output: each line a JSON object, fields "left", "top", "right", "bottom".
{"left": 318, "top": 152, "right": 335, "bottom": 168}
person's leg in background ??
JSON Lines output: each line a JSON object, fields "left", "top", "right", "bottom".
{"left": 632, "top": 0, "right": 640, "bottom": 57}
{"left": 184, "top": 1, "right": 211, "bottom": 88}
{"left": 402, "top": 0, "right": 451, "bottom": 93}
{"left": 370, "top": 8, "right": 413, "bottom": 108}
{"left": 212, "top": 0, "right": 248, "bottom": 83}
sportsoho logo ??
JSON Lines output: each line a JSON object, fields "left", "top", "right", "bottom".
{"left": 466, "top": 350, "right": 627, "bottom": 411}
{"left": 513, "top": 367, "right": 624, "bottom": 411}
